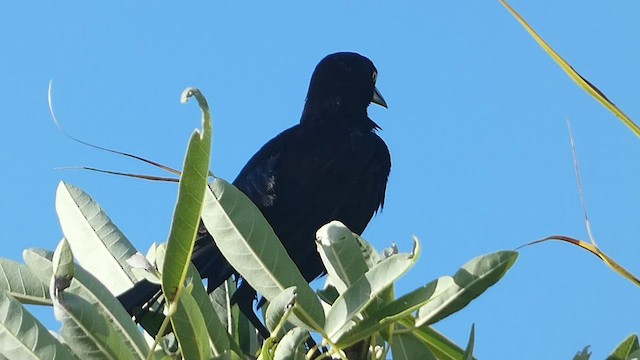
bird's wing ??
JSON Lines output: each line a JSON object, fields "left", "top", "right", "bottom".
{"left": 233, "top": 123, "right": 390, "bottom": 281}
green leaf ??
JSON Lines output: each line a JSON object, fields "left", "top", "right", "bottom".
{"left": 0, "top": 258, "right": 50, "bottom": 305}
{"left": 0, "top": 291, "right": 76, "bottom": 359}
{"left": 352, "top": 234, "right": 396, "bottom": 331}
{"left": 527, "top": 236, "right": 640, "bottom": 289}
{"left": 171, "top": 289, "right": 214, "bottom": 360}
{"left": 54, "top": 292, "right": 137, "bottom": 360}
{"left": 499, "top": 0, "right": 640, "bottom": 137}
{"left": 335, "top": 276, "right": 442, "bottom": 347}
{"left": 265, "top": 287, "right": 297, "bottom": 338}
{"left": 235, "top": 308, "right": 260, "bottom": 357}
{"left": 49, "top": 240, "right": 136, "bottom": 360}
{"left": 325, "top": 238, "right": 420, "bottom": 339}
{"left": 416, "top": 251, "right": 517, "bottom": 326}
{"left": 315, "top": 221, "right": 369, "bottom": 294}
{"left": 345, "top": 250, "right": 512, "bottom": 353}
{"left": 214, "top": 279, "right": 259, "bottom": 357}
{"left": 573, "top": 346, "right": 592, "bottom": 360}
{"left": 209, "top": 279, "right": 232, "bottom": 333}
{"left": 51, "top": 239, "right": 74, "bottom": 297}
{"left": 390, "top": 323, "right": 437, "bottom": 360}
{"left": 202, "top": 178, "right": 325, "bottom": 332}
{"left": 607, "top": 333, "right": 639, "bottom": 360}
{"left": 353, "top": 234, "right": 382, "bottom": 270}
{"left": 208, "top": 283, "right": 244, "bottom": 360}
{"left": 184, "top": 264, "right": 231, "bottom": 356}
{"left": 462, "top": 324, "right": 475, "bottom": 360}
{"left": 23, "top": 248, "right": 151, "bottom": 359}
{"left": 162, "top": 88, "right": 212, "bottom": 304}
{"left": 627, "top": 349, "right": 640, "bottom": 360}
{"left": 55, "top": 181, "right": 138, "bottom": 294}
{"left": 399, "top": 320, "right": 468, "bottom": 360}
{"left": 317, "top": 283, "right": 339, "bottom": 306}
{"left": 273, "top": 328, "right": 308, "bottom": 360}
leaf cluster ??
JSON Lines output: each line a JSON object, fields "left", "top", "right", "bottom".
{"left": 0, "top": 88, "right": 518, "bottom": 359}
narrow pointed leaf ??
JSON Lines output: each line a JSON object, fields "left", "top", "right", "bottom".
{"left": 162, "top": 87, "right": 212, "bottom": 304}
{"left": 398, "top": 319, "right": 468, "bottom": 360}
{"left": 499, "top": 0, "right": 640, "bottom": 137}
{"left": 390, "top": 323, "right": 437, "bottom": 360}
{"left": 463, "top": 324, "right": 475, "bottom": 360}
{"left": 55, "top": 181, "right": 138, "bottom": 295}
{"left": 607, "top": 333, "right": 639, "bottom": 360}
{"left": 184, "top": 264, "right": 231, "bottom": 356}
{"left": 171, "top": 289, "right": 213, "bottom": 360}
{"left": 0, "top": 291, "right": 76, "bottom": 359}
{"left": 209, "top": 279, "right": 232, "bottom": 333}
{"left": 235, "top": 306, "right": 260, "bottom": 356}
{"left": 522, "top": 236, "right": 640, "bottom": 287}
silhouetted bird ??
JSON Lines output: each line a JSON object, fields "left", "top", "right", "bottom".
{"left": 118, "top": 52, "right": 391, "bottom": 336}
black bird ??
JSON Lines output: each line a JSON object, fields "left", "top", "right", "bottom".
{"left": 118, "top": 52, "right": 391, "bottom": 336}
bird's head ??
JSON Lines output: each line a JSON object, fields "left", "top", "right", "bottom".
{"left": 302, "top": 52, "right": 386, "bottom": 126}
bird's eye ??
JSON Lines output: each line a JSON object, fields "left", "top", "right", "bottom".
{"left": 372, "top": 72, "right": 378, "bottom": 84}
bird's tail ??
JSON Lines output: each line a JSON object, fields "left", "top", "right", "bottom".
{"left": 117, "top": 279, "right": 166, "bottom": 335}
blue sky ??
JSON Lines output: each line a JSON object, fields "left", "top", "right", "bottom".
{"left": 2, "top": 2, "right": 639, "bottom": 358}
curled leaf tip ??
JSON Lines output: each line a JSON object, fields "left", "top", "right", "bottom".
{"left": 180, "top": 87, "right": 199, "bottom": 103}
{"left": 410, "top": 236, "right": 421, "bottom": 258}
{"left": 181, "top": 87, "right": 209, "bottom": 112}
{"left": 316, "top": 221, "right": 350, "bottom": 246}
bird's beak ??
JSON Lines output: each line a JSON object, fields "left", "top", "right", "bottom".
{"left": 372, "top": 86, "right": 388, "bottom": 108}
